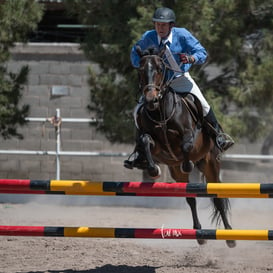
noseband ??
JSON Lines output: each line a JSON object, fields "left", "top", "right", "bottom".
{"left": 141, "top": 84, "right": 163, "bottom": 98}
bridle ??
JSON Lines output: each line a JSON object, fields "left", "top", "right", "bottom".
{"left": 138, "top": 50, "right": 183, "bottom": 99}
{"left": 138, "top": 53, "right": 179, "bottom": 124}
{"left": 138, "top": 54, "right": 168, "bottom": 100}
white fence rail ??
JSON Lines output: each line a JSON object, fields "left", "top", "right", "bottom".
{"left": 0, "top": 108, "right": 272, "bottom": 179}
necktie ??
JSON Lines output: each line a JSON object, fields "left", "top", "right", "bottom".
{"left": 159, "top": 39, "right": 166, "bottom": 49}
{"left": 159, "top": 39, "right": 171, "bottom": 49}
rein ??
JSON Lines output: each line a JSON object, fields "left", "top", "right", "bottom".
{"left": 144, "top": 89, "right": 180, "bottom": 162}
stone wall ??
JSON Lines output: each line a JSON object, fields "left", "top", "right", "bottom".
{"left": 0, "top": 43, "right": 270, "bottom": 184}
{"left": 0, "top": 43, "right": 142, "bottom": 181}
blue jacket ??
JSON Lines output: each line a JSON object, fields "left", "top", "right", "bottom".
{"left": 131, "top": 27, "right": 207, "bottom": 74}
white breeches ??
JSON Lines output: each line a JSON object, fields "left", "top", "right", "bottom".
{"left": 133, "top": 72, "right": 210, "bottom": 128}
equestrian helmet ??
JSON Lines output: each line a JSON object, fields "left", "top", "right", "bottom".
{"left": 152, "top": 7, "right": 176, "bottom": 23}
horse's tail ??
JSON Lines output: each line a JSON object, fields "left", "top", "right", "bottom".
{"left": 210, "top": 197, "right": 231, "bottom": 226}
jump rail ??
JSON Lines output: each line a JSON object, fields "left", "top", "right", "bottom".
{"left": 0, "top": 179, "right": 273, "bottom": 198}
{"left": 0, "top": 225, "right": 272, "bottom": 241}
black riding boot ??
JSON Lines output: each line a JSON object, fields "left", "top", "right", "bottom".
{"left": 124, "top": 130, "right": 148, "bottom": 170}
{"left": 204, "top": 109, "right": 234, "bottom": 152}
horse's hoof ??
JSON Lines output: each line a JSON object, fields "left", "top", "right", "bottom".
{"left": 181, "top": 161, "right": 194, "bottom": 173}
{"left": 226, "top": 240, "right": 236, "bottom": 248}
{"left": 123, "top": 160, "right": 134, "bottom": 169}
{"left": 197, "top": 239, "right": 207, "bottom": 245}
{"left": 148, "top": 164, "right": 161, "bottom": 179}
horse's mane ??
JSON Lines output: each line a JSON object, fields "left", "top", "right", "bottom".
{"left": 141, "top": 46, "right": 160, "bottom": 56}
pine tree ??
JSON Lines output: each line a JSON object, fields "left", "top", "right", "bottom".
{"left": 0, "top": 0, "right": 43, "bottom": 138}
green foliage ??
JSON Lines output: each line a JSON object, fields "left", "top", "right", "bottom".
{"left": 66, "top": 0, "right": 273, "bottom": 143}
{"left": 176, "top": 0, "right": 273, "bottom": 141}
{"left": 0, "top": 0, "right": 44, "bottom": 62}
{"left": 0, "top": 66, "right": 30, "bottom": 139}
{"left": 0, "top": 0, "right": 43, "bottom": 139}
{"left": 87, "top": 67, "right": 136, "bottom": 142}
{"left": 229, "top": 22, "right": 273, "bottom": 140}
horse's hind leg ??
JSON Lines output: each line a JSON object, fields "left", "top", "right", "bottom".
{"left": 201, "top": 148, "right": 236, "bottom": 248}
{"left": 212, "top": 198, "right": 236, "bottom": 248}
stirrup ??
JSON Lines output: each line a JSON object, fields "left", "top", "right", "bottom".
{"left": 123, "top": 152, "right": 148, "bottom": 170}
{"left": 216, "top": 133, "right": 235, "bottom": 152}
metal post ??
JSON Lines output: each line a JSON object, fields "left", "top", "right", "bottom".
{"left": 56, "top": 109, "right": 61, "bottom": 180}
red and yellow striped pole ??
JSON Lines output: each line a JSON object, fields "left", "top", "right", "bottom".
{"left": 0, "top": 226, "right": 272, "bottom": 241}
{"left": 0, "top": 179, "right": 272, "bottom": 198}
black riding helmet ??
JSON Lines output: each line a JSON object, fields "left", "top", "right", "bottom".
{"left": 152, "top": 7, "right": 176, "bottom": 23}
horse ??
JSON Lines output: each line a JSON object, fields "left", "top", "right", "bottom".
{"left": 133, "top": 45, "right": 236, "bottom": 248}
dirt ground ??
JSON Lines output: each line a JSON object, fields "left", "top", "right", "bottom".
{"left": 0, "top": 196, "right": 273, "bottom": 273}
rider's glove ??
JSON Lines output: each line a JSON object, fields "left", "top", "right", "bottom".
{"left": 180, "top": 53, "right": 195, "bottom": 64}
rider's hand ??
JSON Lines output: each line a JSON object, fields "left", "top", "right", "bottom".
{"left": 180, "top": 53, "right": 195, "bottom": 64}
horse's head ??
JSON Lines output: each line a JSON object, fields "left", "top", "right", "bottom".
{"left": 137, "top": 46, "right": 166, "bottom": 111}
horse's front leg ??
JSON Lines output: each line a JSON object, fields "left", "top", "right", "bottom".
{"left": 168, "top": 166, "right": 206, "bottom": 246}
{"left": 186, "top": 197, "right": 207, "bottom": 245}
{"left": 140, "top": 134, "right": 161, "bottom": 179}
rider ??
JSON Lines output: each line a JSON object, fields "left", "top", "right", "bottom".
{"left": 124, "top": 7, "right": 234, "bottom": 170}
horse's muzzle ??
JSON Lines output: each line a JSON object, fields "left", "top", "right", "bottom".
{"left": 145, "top": 90, "right": 160, "bottom": 111}
{"left": 146, "top": 100, "right": 159, "bottom": 111}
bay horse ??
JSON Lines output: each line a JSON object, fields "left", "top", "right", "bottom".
{"left": 134, "top": 46, "right": 236, "bottom": 248}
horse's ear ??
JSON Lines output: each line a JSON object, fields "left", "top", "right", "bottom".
{"left": 136, "top": 45, "right": 143, "bottom": 57}
{"left": 159, "top": 45, "right": 166, "bottom": 57}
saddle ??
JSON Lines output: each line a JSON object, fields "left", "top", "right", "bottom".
{"left": 180, "top": 93, "right": 225, "bottom": 143}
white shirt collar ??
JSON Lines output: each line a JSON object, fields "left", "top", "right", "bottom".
{"left": 157, "top": 30, "right": 173, "bottom": 45}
